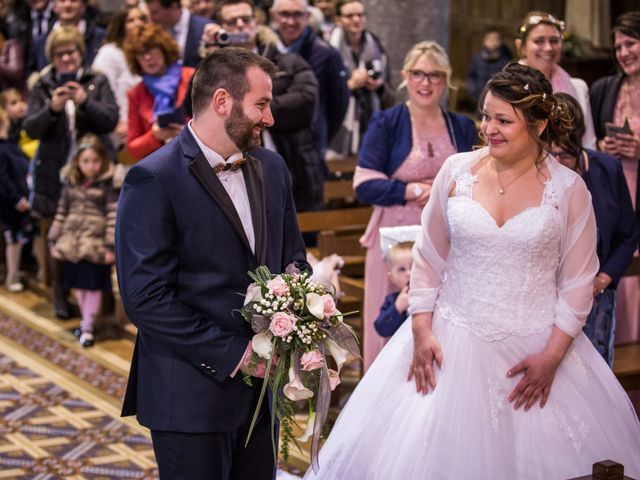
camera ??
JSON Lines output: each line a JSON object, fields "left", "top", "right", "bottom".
{"left": 211, "top": 29, "right": 250, "bottom": 47}
{"left": 365, "top": 59, "right": 383, "bottom": 80}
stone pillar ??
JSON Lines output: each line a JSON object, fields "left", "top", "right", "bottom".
{"left": 365, "top": 0, "right": 450, "bottom": 88}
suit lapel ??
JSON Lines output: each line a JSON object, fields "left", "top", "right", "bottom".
{"left": 188, "top": 152, "right": 254, "bottom": 255}
{"left": 243, "top": 153, "right": 267, "bottom": 265}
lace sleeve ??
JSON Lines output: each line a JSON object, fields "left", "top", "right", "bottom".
{"left": 554, "top": 166, "right": 599, "bottom": 337}
{"left": 408, "top": 152, "right": 473, "bottom": 314}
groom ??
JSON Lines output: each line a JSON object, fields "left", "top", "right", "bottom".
{"left": 115, "top": 48, "right": 308, "bottom": 479}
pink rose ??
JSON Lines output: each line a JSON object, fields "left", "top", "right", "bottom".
{"left": 322, "top": 294, "right": 337, "bottom": 316}
{"left": 327, "top": 369, "right": 341, "bottom": 391}
{"left": 300, "top": 349, "right": 324, "bottom": 371}
{"left": 269, "top": 312, "right": 296, "bottom": 337}
{"left": 267, "top": 276, "right": 290, "bottom": 297}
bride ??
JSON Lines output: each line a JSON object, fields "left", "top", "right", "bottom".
{"left": 304, "top": 63, "right": 640, "bottom": 479}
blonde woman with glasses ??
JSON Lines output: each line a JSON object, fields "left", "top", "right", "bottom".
{"left": 353, "top": 40, "right": 476, "bottom": 371}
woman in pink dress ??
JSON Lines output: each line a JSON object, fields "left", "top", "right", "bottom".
{"left": 353, "top": 41, "right": 476, "bottom": 370}
{"left": 590, "top": 11, "right": 640, "bottom": 346}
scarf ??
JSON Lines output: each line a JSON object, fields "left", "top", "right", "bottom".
{"left": 143, "top": 62, "right": 183, "bottom": 117}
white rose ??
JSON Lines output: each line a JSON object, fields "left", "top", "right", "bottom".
{"left": 306, "top": 292, "right": 325, "bottom": 320}
{"left": 251, "top": 331, "right": 273, "bottom": 359}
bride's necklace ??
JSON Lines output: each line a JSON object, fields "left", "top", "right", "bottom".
{"left": 494, "top": 159, "right": 535, "bottom": 195}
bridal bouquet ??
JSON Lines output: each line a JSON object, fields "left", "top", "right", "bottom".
{"left": 240, "top": 264, "right": 359, "bottom": 471}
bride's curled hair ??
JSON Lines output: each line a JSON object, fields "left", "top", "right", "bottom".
{"left": 479, "top": 63, "right": 574, "bottom": 161}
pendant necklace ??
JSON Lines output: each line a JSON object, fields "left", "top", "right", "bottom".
{"left": 495, "top": 160, "right": 535, "bottom": 195}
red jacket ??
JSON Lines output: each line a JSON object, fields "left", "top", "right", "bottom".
{"left": 126, "top": 67, "right": 195, "bottom": 161}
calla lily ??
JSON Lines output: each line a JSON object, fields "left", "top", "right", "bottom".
{"left": 283, "top": 366, "right": 314, "bottom": 401}
{"left": 326, "top": 339, "right": 349, "bottom": 374}
{"left": 306, "top": 292, "right": 325, "bottom": 319}
{"left": 244, "top": 282, "right": 263, "bottom": 306}
{"left": 251, "top": 331, "right": 273, "bottom": 359}
{"left": 297, "top": 411, "right": 316, "bottom": 442}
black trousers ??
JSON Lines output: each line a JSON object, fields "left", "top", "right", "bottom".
{"left": 151, "top": 401, "right": 275, "bottom": 480}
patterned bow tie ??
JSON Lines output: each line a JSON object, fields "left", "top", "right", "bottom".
{"left": 213, "top": 158, "right": 246, "bottom": 174}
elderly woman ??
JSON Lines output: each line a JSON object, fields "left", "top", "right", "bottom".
{"left": 515, "top": 10, "right": 596, "bottom": 149}
{"left": 552, "top": 92, "right": 639, "bottom": 365}
{"left": 92, "top": 5, "right": 148, "bottom": 147}
{"left": 354, "top": 40, "right": 476, "bottom": 370}
{"left": 23, "top": 26, "right": 118, "bottom": 318}
{"left": 590, "top": 11, "right": 640, "bottom": 346}
{"left": 123, "top": 23, "right": 194, "bottom": 161}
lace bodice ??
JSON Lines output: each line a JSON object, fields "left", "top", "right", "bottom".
{"left": 436, "top": 168, "right": 565, "bottom": 341}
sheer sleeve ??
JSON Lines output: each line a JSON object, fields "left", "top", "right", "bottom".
{"left": 553, "top": 163, "right": 599, "bottom": 337}
{"left": 408, "top": 152, "right": 473, "bottom": 314}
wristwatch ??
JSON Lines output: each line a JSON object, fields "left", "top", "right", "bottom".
{"left": 412, "top": 185, "right": 424, "bottom": 197}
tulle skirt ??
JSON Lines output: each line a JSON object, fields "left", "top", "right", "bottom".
{"left": 305, "top": 310, "right": 640, "bottom": 480}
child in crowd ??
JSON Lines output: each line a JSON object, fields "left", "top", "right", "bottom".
{"left": 374, "top": 240, "right": 414, "bottom": 338}
{"left": 0, "top": 106, "right": 33, "bottom": 292}
{"left": 0, "top": 89, "right": 38, "bottom": 159}
{"left": 48, "top": 134, "right": 117, "bottom": 347}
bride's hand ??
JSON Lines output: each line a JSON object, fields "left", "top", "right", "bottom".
{"left": 506, "top": 351, "right": 561, "bottom": 411}
{"left": 408, "top": 314, "right": 443, "bottom": 395}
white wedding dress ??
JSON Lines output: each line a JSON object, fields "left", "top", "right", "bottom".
{"left": 305, "top": 149, "right": 640, "bottom": 480}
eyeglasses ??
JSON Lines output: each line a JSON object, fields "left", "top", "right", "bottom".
{"left": 53, "top": 48, "right": 78, "bottom": 59}
{"left": 407, "top": 69, "right": 445, "bottom": 84}
{"left": 549, "top": 151, "right": 576, "bottom": 161}
{"left": 275, "top": 10, "right": 306, "bottom": 20}
{"left": 222, "top": 15, "right": 254, "bottom": 27}
{"left": 341, "top": 12, "right": 365, "bottom": 20}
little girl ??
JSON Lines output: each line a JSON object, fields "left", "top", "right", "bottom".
{"left": 0, "top": 88, "right": 38, "bottom": 160}
{"left": 0, "top": 106, "right": 33, "bottom": 292}
{"left": 48, "top": 134, "right": 117, "bottom": 347}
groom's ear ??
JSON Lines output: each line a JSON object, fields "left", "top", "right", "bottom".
{"left": 212, "top": 88, "right": 232, "bottom": 116}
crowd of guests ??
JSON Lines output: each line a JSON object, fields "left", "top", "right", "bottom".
{"left": 0, "top": 1, "right": 638, "bottom": 370}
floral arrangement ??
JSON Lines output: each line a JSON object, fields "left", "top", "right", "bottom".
{"left": 240, "top": 265, "right": 359, "bottom": 471}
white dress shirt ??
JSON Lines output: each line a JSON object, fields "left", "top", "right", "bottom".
{"left": 188, "top": 122, "right": 255, "bottom": 254}
{"left": 172, "top": 8, "right": 191, "bottom": 57}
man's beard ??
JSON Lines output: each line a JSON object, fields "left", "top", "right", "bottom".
{"left": 224, "top": 102, "right": 263, "bottom": 151}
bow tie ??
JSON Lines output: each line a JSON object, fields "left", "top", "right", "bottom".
{"left": 213, "top": 158, "right": 246, "bottom": 174}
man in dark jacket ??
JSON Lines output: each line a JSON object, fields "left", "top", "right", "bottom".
{"left": 270, "top": 0, "right": 349, "bottom": 159}
{"left": 198, "top": 0, "right": 324, "bottom": 212}
{"left": 146, "top": 0, "right": 213, "bottom": 68}
{"left": 28, "top": 0, "right": 106, "bottom": 73}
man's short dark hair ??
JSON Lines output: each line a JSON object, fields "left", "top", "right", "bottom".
{"left": 146, "top": 0, "right": 180, "bottom": 8}
{"left": 191, "top": 47, "right": 277, "bottom": 116}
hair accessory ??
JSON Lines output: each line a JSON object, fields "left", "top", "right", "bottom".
{"left": 524, "top": 83, "right": 529, "bottom": 91}
{"left": 542, "top": 93, "right": 547, "bottom": 101}
{"left": 77, "top": 143, "right": 95, "bottom": 150}
{"left": 519, "top": 13, "right": 566, "bottom": 36}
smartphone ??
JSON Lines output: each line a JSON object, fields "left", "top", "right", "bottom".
{"left": 605, "top": 120, "right": 632, "bottom": 138}
{"left": 58, "top": 73, "right": 77, "bottom": 85}
{"left": 157, "top": 107, "right": 186, "bottom": 128}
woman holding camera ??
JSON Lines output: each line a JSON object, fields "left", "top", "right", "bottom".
{"left": 328, "top": 0, "right": 394, "bottom": 157}
{"left": 124, "top": 23, "right": 194, "bottom": 161}
{"left": 589, "top": 11, "right": 640, "bottom": 346}
{"left": 354, "top": 40, "right": 476, "bottom": 370}
{"left": 23, "top": 26, "right": 118, "bottom": 318}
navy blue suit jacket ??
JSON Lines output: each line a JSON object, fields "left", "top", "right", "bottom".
{"left": 183, "top": 14, "right": 213, "bottom": 68}
{"left": 582, "top": 149, "right": 639, "bottom": 286}
{"left": 116, "top": 127, "right": 307, "bottom": 432}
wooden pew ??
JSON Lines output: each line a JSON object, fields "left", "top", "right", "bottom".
{"left": 613, "top": 256, "right": 640, "bottom": 392}
{"left": 568, "top": 459, "right": 636, "bottom": 479}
